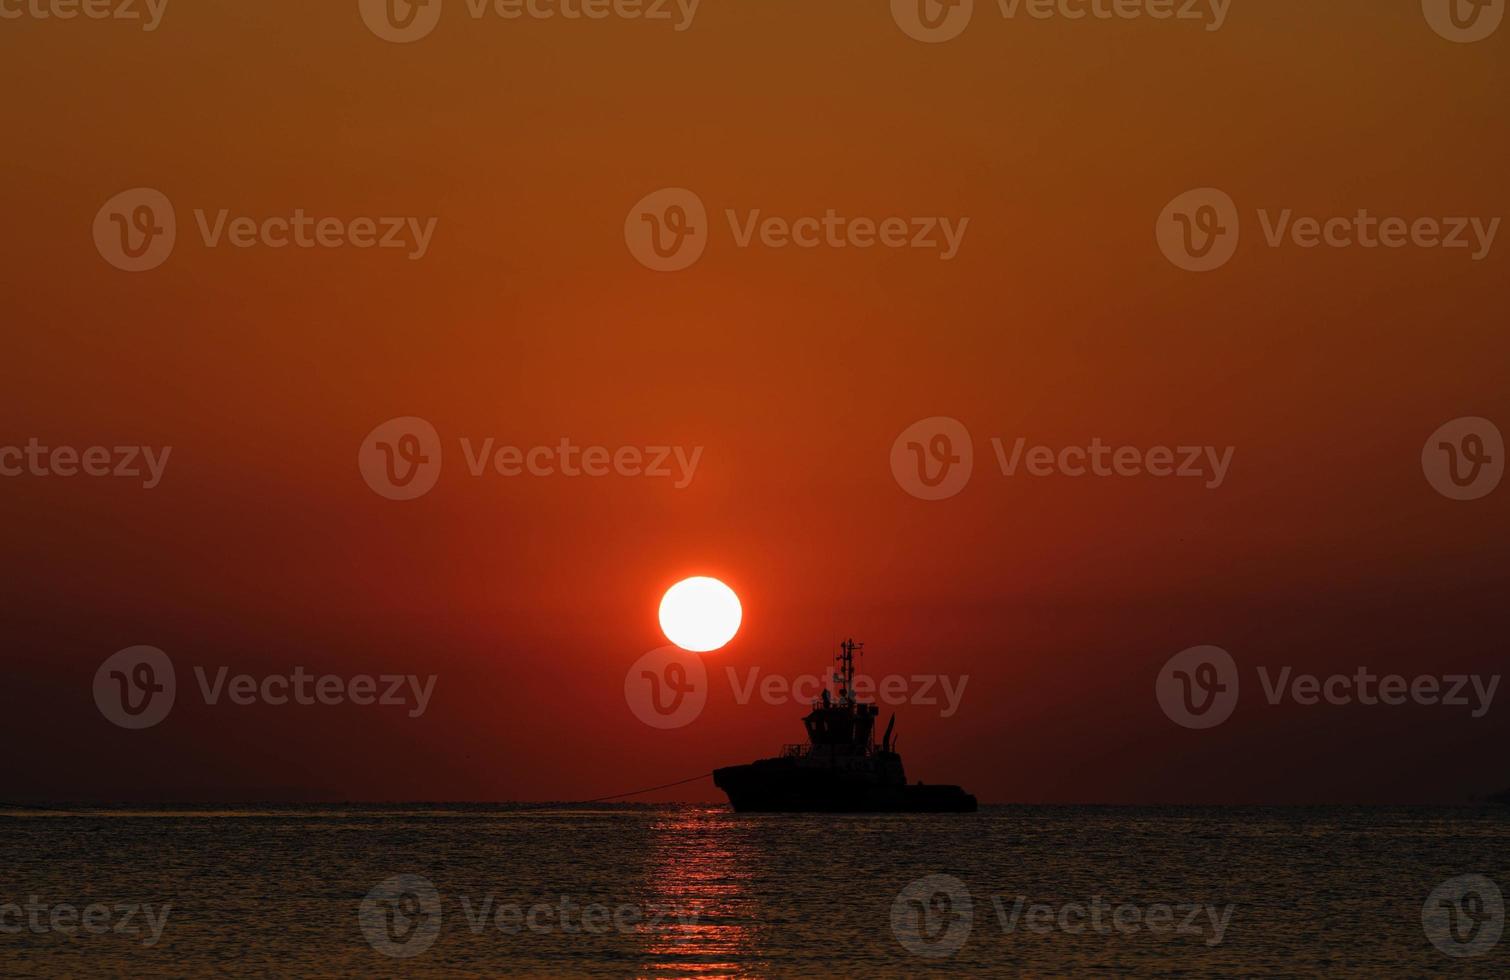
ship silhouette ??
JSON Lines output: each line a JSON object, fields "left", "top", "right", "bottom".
{"left": 713, "top": 639, "right": 977, "bottom": 813}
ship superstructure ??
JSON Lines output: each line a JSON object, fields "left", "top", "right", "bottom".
{"left": 713, "top": 639, "right": 976, "bottom": 813}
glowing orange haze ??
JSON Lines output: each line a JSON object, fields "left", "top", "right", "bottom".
{"left": 1, "top": 2, "right": 1505, "bottom": 803}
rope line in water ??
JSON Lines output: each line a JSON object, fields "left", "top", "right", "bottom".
{"left": 576, "top": 772, "right": 712, "bottom": 804}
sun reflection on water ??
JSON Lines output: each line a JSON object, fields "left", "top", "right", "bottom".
{"left": 636, "top": 808, "right": 767, "bottom": 980}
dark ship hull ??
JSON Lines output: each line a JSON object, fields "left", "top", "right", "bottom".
{"left": 713, "top": 639, "right": 978, "bottom": 814}
{"left": 715, "top": 758, "right": 976, "bottom": 813}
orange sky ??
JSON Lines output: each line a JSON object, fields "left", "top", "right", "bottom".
{"left": 1, "top": 1, "right": 1506, "bottom": 804}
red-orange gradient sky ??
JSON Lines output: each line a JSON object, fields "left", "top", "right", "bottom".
{"left": 1, "top": 1, "right": 1506, "bottom": 804}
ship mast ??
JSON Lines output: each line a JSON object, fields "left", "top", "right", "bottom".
{"left": 836, "top": 638, "right": 863, "bottom": 706}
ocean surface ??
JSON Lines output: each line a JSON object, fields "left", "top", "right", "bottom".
{"left": 0, "top": 804, "right": 1505, "bottom": 977}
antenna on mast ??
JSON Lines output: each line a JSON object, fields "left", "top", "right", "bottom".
{"left": 837, "top": 638, "right": 864, "bottom": 705}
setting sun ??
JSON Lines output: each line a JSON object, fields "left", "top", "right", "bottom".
{"left": 659, "top": 577, "right": 742, "bottom": 652}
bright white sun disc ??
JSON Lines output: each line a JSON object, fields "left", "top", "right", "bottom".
{"left": 659, "top": 577, "right": 742, "bottom": 653}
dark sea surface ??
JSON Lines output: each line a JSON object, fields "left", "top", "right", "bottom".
{"left": 0, "top": 804, "right": 1505, "bottom": 977}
